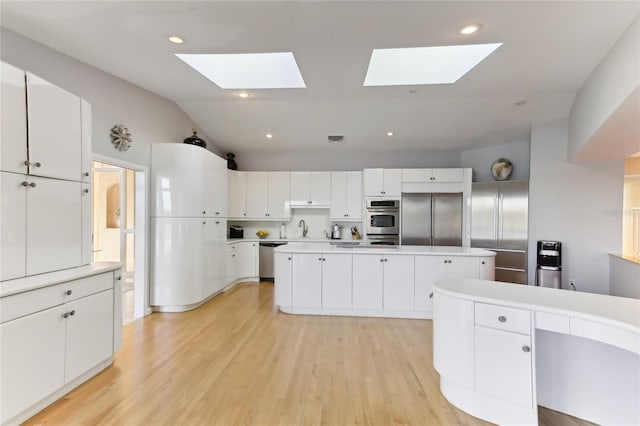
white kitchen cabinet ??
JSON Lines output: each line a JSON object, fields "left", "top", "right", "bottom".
{"left": 363, "top": 168, "right": 401, "bottom": 197}
{"left": 382, "top": 255, "right": 415, "bottom": 311}
{"left": 202, "top": 218, "right": 226, "bottom": 296}
{"left": 330, "top": 171, "right": 362, "bottom": 220}
{"left": 80, "top": 100, "right": 92, "bottom": 183}
{"left": 321, "top": 253, "right": 352, "bottom": 309}
{"left": 0, "top": 268, "right": 119, "bottom": 425}
{"left": 353, "top": 255, "right": 384, "bottom": 310}
{"left": 1, "top": 173, "right": 85, "bottom": 281}
{"left": 475, "top": 325, "right": 533, "bottom": 408}
{"left": 443, "top": 256, "right": 480, "bottom": 279}
{"left": 226, "top": 244, "right": 238, "bottom": 284}
{"left": 151, "top": 143, "right": 227, "bottom": 218}
{"left": 433, "top": 292, "right": 475, "bottom": 388}
{"left": 1, "top": 61, "right": 28, "bottom": 175}
{"left": 64, "top": 289, "right": 114, "bottom": 383}
{"left": 274, "top": 252, "right": 292, "bottom": 307}
{"left": 479, "top": 256, "right": 494, "bottom": 280}
{"left": 414, "top": 256, "right": 445, "bottom": 312}
{"left": 26, "top": 72, "right": 83, "bottom": 182}
{"left": 290, "top": 171, "right": 331, "bottom": 207}
{"left": 292, "top": 253, "right": 322, "bottom": 308}
{"left": 401, "top": 168, "right": 464, "bottom": 183}
{"left": 245, "top": 171, "right": 291, "bottom": 220}
{"left": 228, "top": 170, "right": 247, "bottom": 218}
{"left": 237, "top": 241, "right": 258, "bottom": 279}
{"left": 81, "top": 182, "right": 92, "bottom": 266}
{"left": 0, "top": 304, "right": 66, "bottom": 424}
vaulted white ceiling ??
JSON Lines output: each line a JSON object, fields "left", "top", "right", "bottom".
{"left": 1, "top": 1, "right": 638, "bottom": 156}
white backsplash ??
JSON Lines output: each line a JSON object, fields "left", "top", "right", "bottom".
{"left": 229, "top": 209, "right": 363, "bottom": 241}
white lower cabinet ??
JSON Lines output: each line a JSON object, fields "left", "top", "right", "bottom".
{"left": 352, "top": 255, "right": 384, "bottom": 310}
{"left": 0, "top": 305, "right": 66, "bottom": 424}
{"left": 274, "top": 252, "right": 292, "bottom": 307}
{"left": 292, "top": 253, "right": 322, "bottom": 308}
{"left": 321, "top": 254, "right": 352, "bottom": 309}
{"left": 0, "top": 269, "right": 118, "bottom": 425}
{"left": 237, "top": 241, "right": 258, "bottom": 279}
{"left": 382, "top": 255, "right": 414, "bottom": 311}
{"left": 475, "top": 325, "right": 533, "bottom": 408}
{"left": 415, "top": 256, "right": 445, "bottom": 312}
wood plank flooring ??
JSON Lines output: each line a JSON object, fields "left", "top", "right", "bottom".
{"left": 25, "top": 282, "right": 593, "bottom": 425}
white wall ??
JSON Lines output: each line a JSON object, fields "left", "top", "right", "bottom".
{"left": 528, "top": 118, "right": 624, "bottom": 294}
{"left": 460, "top": 139, "right": 530, "bottom": 182}
{"left": 234, "top": 149, "right": 461, "bottom": 171}
{"left": 0, "top": 28, "right": 224, "bottom": 167}
{"left": 568, "top": 17, "right": 640, "bottom": 161}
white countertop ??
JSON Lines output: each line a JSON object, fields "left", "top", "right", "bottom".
{"left": 434, "top": 278, "right": 640, "bottom": 334}
{"left": 275, "top": 242, "right": 495, "bottom": 256}
{"left": 227, "top": 237, "right": 361, "bottom": 244}
{"left": 0, "top": 262, "right": 122, "bottom": 297}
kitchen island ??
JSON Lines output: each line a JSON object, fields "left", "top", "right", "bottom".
{"left": 274, "top": 243, "right": 495, "bottom": 319}
{"left": 433, "top": 278, "right": 640, "bottom": 425}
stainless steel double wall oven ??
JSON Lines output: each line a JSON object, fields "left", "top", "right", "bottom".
{"left": 366, "top": 199, "right": 400, "bottom": 245}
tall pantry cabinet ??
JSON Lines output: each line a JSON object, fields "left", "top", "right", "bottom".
{"left": 150, "top": 143, "right": 228, "bottom": 311}
{"left": 0, "top": 61, "right": 122, "bottom": 426}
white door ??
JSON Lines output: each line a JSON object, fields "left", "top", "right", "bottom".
{"left": 475, "top": 326, "right": 533, "bottom": 408}
{"left": 0, "top": 305, "right": 66, "bottom": 424}
{"left": 345, "top": 171, "right": 363, "bottom": 220}
{"left": 228, "top": 170, "right": 247, "bottom": 218}
{"left": 246, "top": 171, "right": 269, "bottom": 218}
{"left": 290, "top": 171, "right": 311, "bottom": 206}
{"left": 81, "top": 182, "right": 92, "bottom": 266}
{"left": 292, "top": 253, "right": 322, "bottom": 308}
{"left": 0, "top": 61, "right": 28, "bottom": 175}
{"left": 0, "top": 172, "right": 27, "bottom": 280}
{"left": 432, "top": 168, "right": 464, "bottom": 183}
{"left": 203, "top": 152, "right": 227, "bottom": 218}
{"left": 382, "top": 169, "right": 402, "bottom": 196}
{"left": 330, "top": 172, "right": 348, "bottom": 219}
{"left": 65, "top": 290, "right": 114, "bottom": 383}
{"left": 363, "top": 169, "right": 384, "bottom": 197}
{"left": 322, "top": 253, "right": 352, "bottom": 309}
{"left": 274, "top": 252, "right": 293, "bottom": 307}
{"left": 268, "top": 172, "right": 291, "bottom": 219}
{"left": 202, "top": 219, "right": 219, "bottom": 297}
{"left": 414, "top": 256, "right": 446, "bottom": 312}
{"left": 211, "top": 218, "right": 227, "bottom": 292}
{"left": 26, "top": 176, "right": 82, "bottom": 275}
{"left": 226, "top": 244, "right": 238, "bottom": 284}
{"left": 237, "top": 241, "right": 257, "bottom": 279}
{"left": 352, "top": 254, "right": 384, "bottom": 310}
{"left": 26, "top": 72, "right": 82, "bottom": 181}
{"left": 383, "top": 255, "right": 415, "bottom": 311}
{"left": 310, "top": 172, "right": 331, "bottom": 206}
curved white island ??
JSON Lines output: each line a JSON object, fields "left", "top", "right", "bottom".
{"left": 274, "top": 243, "right": 495, "bottom": 319}
{"left": 433, "top": 278, "right": 640, "bottom": 426}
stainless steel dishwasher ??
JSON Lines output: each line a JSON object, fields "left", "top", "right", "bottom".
{"left": 259, "top": 242, "right": 288, "bottom": 280}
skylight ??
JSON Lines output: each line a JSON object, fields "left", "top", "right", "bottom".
{"left": 363, "top": 43, "right": 503, "bottom": 86}
{"left": 176, "top": 52, "right": 306, "bottom": 89}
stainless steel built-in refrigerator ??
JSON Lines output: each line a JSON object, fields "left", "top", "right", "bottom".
{"left": 471, "top": 181, "right": 529, "bottom": 284}
{"left": 401, "top": 193, "right": 462, "bottom": 246}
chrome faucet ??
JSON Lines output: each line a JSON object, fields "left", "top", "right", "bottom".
{"left": 298, "top": 219, "right": 308, "bottom": 237}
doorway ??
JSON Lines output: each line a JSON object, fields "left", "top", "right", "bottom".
{"left": 92, "top": 160, "right": 147, "bottom": 324}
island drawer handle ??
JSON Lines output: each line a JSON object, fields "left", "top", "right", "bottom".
{"left": 498, "top": 316, "right": 507, "bottom": 323}
{"left": 522, "top": 345, "right": 531, "bottom": 353}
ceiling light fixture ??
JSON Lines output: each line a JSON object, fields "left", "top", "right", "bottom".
{"left": 266, "top": 133, "right": 273, "bottom": 139}
{"left": 515, "top": 100, "right": 527, "bottom": 106}
{"left": 363, "top": 43, "right": 502, "bottom": 86}
{"left": 386, "top": 131, "right": 395, "bottom": 137}
{"left": 237, "top": 92, "right": 250, "bottom": 98}
{"left": 168, "top": 35, "right": 184, "bottom": 44}
{"left": 176, "top": 52, "right": 306, "bottom": 89}
{"left": 459, "top": 24, "right": 483, "bottom": 35}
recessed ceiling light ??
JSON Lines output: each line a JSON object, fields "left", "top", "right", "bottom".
{"left": 459, "top": 24, "right": 483, "bottom": 35}
{"left": 363, "top": 43, "right": 502, "bottom": 86}
{"left": 168, "top": 35, "right": 184, "bottom": 44}
{"left": 265, "top": 133, "right": 273, "bottom": 139}
{"left": 175, "top": 52, "right": 306, "bottom": 89}
{"left": 515, "top": 99, "right": 527, "bottom": 106}
{"left": 237, "top": 92, "right": 251, "bottom": 98}
{"left": 386, "top": 131, "right": 395, "bottom": 137}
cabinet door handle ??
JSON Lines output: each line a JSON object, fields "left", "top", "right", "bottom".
{"left": 215, "top": 221, "right": 220, "bottom": 224}
{"left": 203, "top": 211, "right": 206, "bottom": 214}
{"left": 203, "top": 221, "right": 206, "bottom": 224}
{"left": 243, "top": 213, "right": 247, "bottom": 216}
{"left": 481, "top": 261, "right": 485, "bottom": 265}
{"left": 288, "top": 257, "right": 292, "bottom": 260}
{"left": 23, "top": 181, "right": 37, "bottom": 188}
{"left": 83, "top": 188, "right": 89, "bottom": 194}
{"left": 23, "top": 160, "right": 30, "bottom": 166}
{"left": 62, "top": 312, "right": 70, "bottom": 319}
{"left": 84, "top": 172, "right": 90, "bottom": 177}
{"left": 33, "top": 162, "right": 41, "bottom": 168}
{"left": 380, "top": 258, "right": 384, "bottom": 262}
{"left": 69, "top": 310, "right": 76, "bottom": 316}
{"left": 65, "top": 290, "right": 73, "bottom": 296}
{"left": 116, "top": 276, "right": 122, "bottom": 281}
{"left": 308, "top": 201, "right": 313, "bottom": 204}
{"left": 522, "top": 345, "right": 531, "bottom": 353}
{"left": 232, "top": 254, "right": 236, "bottom": 257}
{"left": 429, "top": 292, "right": 433, "bottom": 299}
{"left": 318, "top": 257, "right": 323, "bottom": 261}
{"left": 215, "top": 212, "right": 220, "bottom": 215}
{"left": 498, "top": 316, "right": 507, "bottom": 323}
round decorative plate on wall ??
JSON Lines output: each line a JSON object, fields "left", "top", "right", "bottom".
{"left": 491, "top": 158, "right": 513, "bottom": 181}
{"left": 110, "top": 125, "right": 132, "bottom": 152}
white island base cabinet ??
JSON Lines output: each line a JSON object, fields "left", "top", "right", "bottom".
{"left": 0, "top": 265, "right": 121, "bottom": 426}
{"left": 274, "top": 244, "right": 495, "bottom": 319}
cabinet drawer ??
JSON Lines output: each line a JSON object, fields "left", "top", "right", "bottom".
{"left": 475, "top": 303, "right": 531, "bottom": 335}
{"left": 1, "top": 272, "right": 113, "bottom": 323}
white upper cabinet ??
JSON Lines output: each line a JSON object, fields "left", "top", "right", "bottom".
{"left": 80, "top": 100, "right": 92, "bottom": 183}
{"left": 228, "top": 170, "right": 247, "bottom": 218}
{"left": 402, "top": 168, "right": 464, "bottom": 183}
{"left": 27, "top": 72, "right": 82, "bottom": 182}
{"left": 151, "top": 143, "right": 227, "bottom": 218}
{"left": 330, "top": 171, "right": 362, "bottom": 220}
{"left": 1, "top": 62, "right": 28, "bottom": 175}
{"left": 363, "top": 168, "right": 401, "bottom": 197}
{"left": 245, "top": 171, "right": 290, "bottom": 220}
{"left": 290, "top": 171, "right": 330, "bottom": 207}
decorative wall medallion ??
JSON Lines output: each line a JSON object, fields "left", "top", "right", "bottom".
{"left": 110, "top": 125, "right": 132, "bottom": 152}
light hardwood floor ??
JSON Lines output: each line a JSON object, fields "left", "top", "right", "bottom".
{"left": 25, "top": 282, "right": 593, "bottom": 425}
